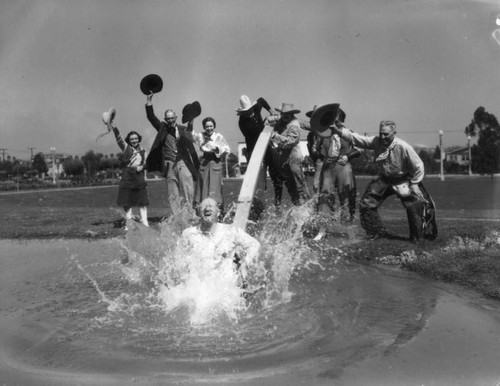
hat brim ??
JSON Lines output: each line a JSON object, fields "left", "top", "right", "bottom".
{"left": 140, "top": 74, "right": 163, "bottom": 95}
{"left": 102, "top": 107, "right": 116, "bottom": 125}
{"left": 236, "top": 101, "right": 257, "bottom": 114}
{"left": 310, "top": 103, "right": 341, "bottom": 137}
{"left": 276, "top": 108, "right": 301, "bottom": 115}
{"left": 182, "top": 101, "right": 202, "bottom": 123}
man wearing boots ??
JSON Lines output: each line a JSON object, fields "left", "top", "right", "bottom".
{"left": 331, "top": 120, "right": 426, "bottom": 243}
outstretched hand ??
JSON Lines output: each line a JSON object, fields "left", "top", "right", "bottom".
{"left": 329, "top": 120, "right": 344, "bottom": 135}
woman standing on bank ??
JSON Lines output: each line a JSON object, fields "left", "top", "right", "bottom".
{"left": 192, "top": 117, "right": 230, "bottom": 219}
{"left": 107, "top": 120, "right": 149, "bottom": 227}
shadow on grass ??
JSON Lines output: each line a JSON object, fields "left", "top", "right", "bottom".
{"left": 91, "top": 216, "right": 166, "bottom": 229}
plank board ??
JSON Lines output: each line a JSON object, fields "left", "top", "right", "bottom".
{"left": 233, "top": 125, "right": 273, "bottom": 230}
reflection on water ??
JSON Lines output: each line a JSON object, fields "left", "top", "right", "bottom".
{"left": 1, "top": 206, "right": 500, "bottom": 385}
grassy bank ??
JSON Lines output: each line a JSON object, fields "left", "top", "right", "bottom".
{"left": 1, "top": 177, "right": 499, "bottom": 300}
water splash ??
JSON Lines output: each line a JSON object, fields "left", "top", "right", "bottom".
{"left": 73, "top": 201, "right": 333, "bottom": 328}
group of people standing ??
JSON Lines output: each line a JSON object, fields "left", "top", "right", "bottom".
{"left": 235, "top": 96, "right": 432, "bottom": 244}
{"left": 108, "top": 91, "right": 432, "bottom": 245}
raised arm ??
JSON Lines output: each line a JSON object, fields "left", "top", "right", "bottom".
{"left": 108, "top": 122, "right": 126, "bottom": 151}
{"left": 145, "top": 91, "right": 161, "bottom": 132}
{"left": 256, "top": 97, "right": 272, "bottom": 113}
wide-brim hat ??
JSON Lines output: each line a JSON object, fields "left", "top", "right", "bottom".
{"left": 305, "top": 105, "right": 318, "bottom": 118}
{"left": 182, "top": 101, "right": 202, "bottom": 123}
{"left": 236, "top": 95, "right": 257, "bottom": 114}
{"left": 102, "top": 107, "right": 116, "bottom": 125}
{"left": 310, "top": 103, "right": 341, "bottom": 137}
{"left": 275, "top": 102, "right": 300, "bottom": 115}
{"left": 140, "top": 74, "right": 163, "bottom": 95}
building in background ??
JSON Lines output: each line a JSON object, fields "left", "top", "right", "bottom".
{"left": 445, "top": 147, "right": 470, "bottom": 166}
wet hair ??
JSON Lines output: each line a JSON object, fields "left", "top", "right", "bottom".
{"left": 202, "top": 117, "right": 216, "bottom": 128}
{"left": 379, "top": 120, "right": 396, "bottom": 131}
{"left": 125, "top": 131, "right": 142, "bottom": 145}
{"left": 195, "top": 197, "right": 219, "bottom": 217}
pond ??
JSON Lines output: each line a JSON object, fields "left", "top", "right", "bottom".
{"left": 1, "top": 209, "right": 499, "bottom": 385}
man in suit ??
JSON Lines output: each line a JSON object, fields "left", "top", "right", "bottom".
{"left": 145, "top": 91, "right": 200, "bottom": 216}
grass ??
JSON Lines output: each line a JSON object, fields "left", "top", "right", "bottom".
{"left": 1, "top": 176, "right": 500, "bottom": 300}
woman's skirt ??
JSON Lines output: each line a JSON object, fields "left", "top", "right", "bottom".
{"left": 117, "top": 167, "right": 149, "bottom": 207}
{"left": 195, "top": 158, "right": 223, "bottom": 204}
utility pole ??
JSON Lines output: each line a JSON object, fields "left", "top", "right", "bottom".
{"left": 467, "top": 135, "right": 472, "bottom": 176}
{"left": 439, "top": 130, "right": 445, "bottom": 181}
{"left": 28, "top": 147, "right": 36, "bottom": 161}
{"left": 50, "top": 147, "right": 56, "bottom": 184}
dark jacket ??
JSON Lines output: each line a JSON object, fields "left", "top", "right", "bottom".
{"left": 238, "top": 97, "right": 272, "bottom": 159}
{"left": 145, "top": 105, "right": 200, "bottom": 179}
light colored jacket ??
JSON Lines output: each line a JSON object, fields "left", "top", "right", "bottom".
{"left": 268, "top": 117, "right": 303, "bottom": 165}
{"left": 339, "top": 128, "right": 424, "bottom": 184}
{"left": 193, "top": 131, "right": 230, "bottom": 159}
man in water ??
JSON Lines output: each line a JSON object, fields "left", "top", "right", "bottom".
{"left": 180, "top": 198, "right": 261, "bottom": 277}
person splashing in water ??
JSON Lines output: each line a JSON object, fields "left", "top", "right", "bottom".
{"left": 180, "top": 197, "right": 261, "bottom": 284}
{"left": 158, "top": 198, "right": 262, "bottom": 322}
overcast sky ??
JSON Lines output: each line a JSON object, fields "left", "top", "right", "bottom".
{"left": 1, "top": 0, "right": 499, "bottom": 160}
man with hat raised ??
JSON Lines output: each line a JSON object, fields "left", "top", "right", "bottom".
{"left": 266, "top": 103, "right": 311, "bottom": 206}
{"left": 144, "top": 90, "right": 200, "bottom": 216}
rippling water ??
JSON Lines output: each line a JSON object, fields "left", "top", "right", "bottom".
{"left": 1, "top": 207, "right": 500, "bottom": 385}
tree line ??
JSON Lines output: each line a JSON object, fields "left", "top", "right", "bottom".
{"left": 1, "top": 106, "right": 498, "bottom": 183}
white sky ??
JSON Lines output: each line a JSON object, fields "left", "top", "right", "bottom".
{"left": 1, "top": 0, "right": 499, "bottom": 160}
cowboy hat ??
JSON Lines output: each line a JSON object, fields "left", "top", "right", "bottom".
{"left": 102, "top": 107, "right": 116, "bottom": 125}
{"left": 275, "top": 103, "right": 300, "bottom": 115}
{"left": 236, "top": 95, "right": 257, "bottom": 114}
{"left": 305, "top": 105, "right": 318, "bottom": 118}
{"left": 182, "top": 101, "right": 202, "bottom": 123}
{"left": 310, "top": 103, "right": 341, "bottom": 137}
{"left": 140, "top": 74, "right": 163, "bottom": 95}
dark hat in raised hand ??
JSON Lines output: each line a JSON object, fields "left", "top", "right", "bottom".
{"left": 140, "top": 74, "right": 163, "bottom": 95}
{"left": 310, "top": 103, "right": 341, "bottom": 137}
{"left": 182, "top": 101, "right": 202, "bottom": 123}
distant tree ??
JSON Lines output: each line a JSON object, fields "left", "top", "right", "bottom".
{"left": 62, "top": 158, "right": 85, "bottom": 177}
{"left": 351, "top": 149, "right": 378, "bottom": 175}
{"left": 12, "top": 163, "right": 30, "bottom": 176}
{"left": 418, "top": 149, "right": 439, "bottom": 174}
{"left": 433, "top": 146, "right": 441, "bottom": 160}
{"left": 81, "top": 150, "right": 103, "bottom": 179}
{"left": 31, "top": 152, "right": 48, "bottom": 176}
{"left": 0, "top": 160, "right": 13, "bottom": 174}
{"left": 465, "top": 106, "right": 500, "bottom": 175}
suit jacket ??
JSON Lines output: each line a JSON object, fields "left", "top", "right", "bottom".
{"left": 145, "top": 105, "right": 200, "bottom": 179}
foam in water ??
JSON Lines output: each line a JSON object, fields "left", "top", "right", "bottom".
{"left": 75, "top": 201, "right": 332, "bottom": 327}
